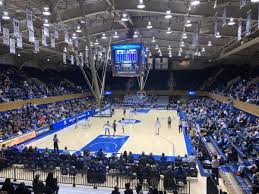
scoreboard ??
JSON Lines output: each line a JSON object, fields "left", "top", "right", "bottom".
{"left": 112, "top": 44, "right": 145, "bottom": 77}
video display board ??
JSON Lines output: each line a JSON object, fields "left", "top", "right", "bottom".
{"left": 112, "top": 44, "right": 145, "bottom": 77}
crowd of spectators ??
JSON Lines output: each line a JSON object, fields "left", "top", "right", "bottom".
{"left": 0, "top": 66, "right": 83, "bottom": 103}
{"left": 180, "top": 97, "right": 258, "bottom": 193}
{"left": 211, "top": 75, "right": 258, "bottom": 105}
{"left": 0, "top": 98, "right": 95, "bottom": 141}
{"left": 0, "top": 143, "right": 197, "bottom": 193}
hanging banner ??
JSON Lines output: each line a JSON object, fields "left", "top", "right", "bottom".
{"left": 74, "top": 38, "right": 79, "bottom": 48}
{"left": 63, "top": 53, "right": 67, "bottom": 64}
{"left": 9, "top": 38, "right": 16, "bottom": 54}
{"left": 258, "top": 4, "right": 259, "bottom": 29}
{"left": 3, "top": 28, "right": 10, "bottom": 46}
{"left": 238, "top": 18, "right": 242, "bottom": 41}
{"left": 13, "top": 18, "right": 20, "bottom": 38}
{"left": 51, "top": 33, "right": 55, "bottom": 48}
{"left": 43, "top": 25, "right": 49, "bottom": 37}
{"left": 85, "top": 50, "right": 89, "bottom": 65}
{"left": 26, "top": 8, "right": 33, "bottom": 30}
{"left": 79, "top": 52, "right": 84, "bottom": 66}
{"left": 246, "top": 9, "right": 251, "bottom": 36}
{"left": 64, "top": 27, "right": 69, "bottom": 43}
{"left": 17, "top": 32, "right": 23, "bottom": 48}
{"left": 0, "top": 19, "right": 2, "bottom": 33}
{"left": 34, "top": 39, "right": 39, "bottom": 52}
{"left": 29, "top": 29, "right": 35, "bottom": 43}
{"left": 54, "top": 24, "right": 59, "bottom": 39}
{"left": 71, "top": 55, "right": 74, "bottom": 65}
{"left": 222, "top": 7, "right": 227, "bottom": 27}
{"left": 240, "top": 0, "right": 247, "bottom": 9}
{"left": 42, "top": 29, "right": 47, "bottom": 46}
{"left": 214, "top": 12, "right": 218, "bottom": 37}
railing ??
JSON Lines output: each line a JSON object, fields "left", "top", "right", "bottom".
{"left": 0, "top": 166, "right": 191, "bottom": 194}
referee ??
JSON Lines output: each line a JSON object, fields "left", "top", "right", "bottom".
{"left": 53, "top": 134, "right": 59, "bottom": 154}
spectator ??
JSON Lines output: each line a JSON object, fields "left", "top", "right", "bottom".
{"left": 124, "top": 183, "right": 133, "bottom": 194}
{"left": 32, "top": 174, "right": 44, "bottom": 194}
{"left": 111, "top": 186, "right": 120, "bottom": 194}
{"left": 1, "top": 178, "right": 14, "bottom": 194}
{"left": 15, "top": 182, "right": 31, "bottom": 194}
{"left": 45, "top": 173, "right": 59, "bottom": 194}
{"left": 136, "top": 183, "right": 144, "bottom": 194}
{"left": 211, "top": 156, "right": 219, "bottom": 183}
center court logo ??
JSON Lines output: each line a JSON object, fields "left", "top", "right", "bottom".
{"left": 118, "top": 119, "right": 141, "bottom": 125}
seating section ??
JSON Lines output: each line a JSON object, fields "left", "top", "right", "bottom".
{"left": 181, "top": 98, "right": 259, "bottom": 193}
{"left": 0, "top": 65, "right": 84, "bottom": 103}
{"left": 0, "top": 97, "right": 95, "bottom": 141}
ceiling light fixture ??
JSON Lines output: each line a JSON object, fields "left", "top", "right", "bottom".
{"left": 185, "top": 19, "right": 192, "bottom": 27}
{"left": 63, "top": 47, "right": 67, "bottom": 52}
{"left": 155, "top": 45, "right": 159, "bottom": 50}
{"left": 228, "top": 17, "right": 235, "bottom": 26}
{"left": 182, "top": 32, "right": 188, "bottom": 39}
{"left": 146, "top": 47, "right": 149, "bottom": 52}
{"left": 137, "top": 0, "right": 146, "bottom": 9}
{"left": 94, "top": 39, "right": 99, "bottom": 45}
{"left": 113, "top": 31, "right": 119, "bottom": 38}
{"left": 165, "top": 10, "right": 172, "bottom": 19}
{"left": 2, "top": 11, "right": 10, "bottom": 20}
{"left": 151, "top": 36, "right": 156, "bottom": 43}
{"left": 208, "top": 41, "right": 212, "bottom": 46}
{"left": 180, "top": 41, "right": 185, "bottom": 47}
{"left": 147, "top": 21, "right": 152, "bottom": 29}
{"left": 191, "top": 0, "right": 200, "bottom": 6}
{"left": 101, "top": 33, "right": 107, "bottom": 39}
{"left": 0, "top": 0, "right": 3, "bottom": 6}
{"left": 72, "top": 33, "right": 77, "bottom": 39}
{"left": 168, "top": 45, "right": 172, "bottom": 50}
{"left": 121, "top": 13, "right": 128, "bottom": 21}
{"left": 215, "top": 32, "right": 221, "bottom": 38}
{"left": 202, "top": 47, "right": 205, "bottom": 52}
{"left": 166, "top": 27, "right": 172, "bottom": 34}
{"left": 133, "top": 31, "right": 139, "bottom": 38}
{"left": 76, "top": 25, "right": 82, "bottom": 33}
{"left": 42, "top": 7, "right": 51, "bottom": 16}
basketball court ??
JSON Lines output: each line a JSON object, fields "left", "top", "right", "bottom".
{"left": 24, "top": 109, "right": 188, "bottom": 158}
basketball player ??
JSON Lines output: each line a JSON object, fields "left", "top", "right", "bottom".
{"left": 168, "top": 116, "right": 172, "bottom": 128}
{"left": 85, "top": 116, "right": 90, "bottom": 128}
{"left": 53, "top": 134, "right": 59, "bottom": 154}
{"left": 155, "top": 117, "right": 161, "bottom": 135}
{"left": 112, "top": 120, "right": 117, "bottom": 136}
{"left": 128, "top": 109, "right": 133, "bottom": 119}
{"left": 103, "top": 121, "right": 111, "bottom": 136}
{"left": 121, "top": 118, "right": 125, "bottom": 133}
{"left": 123, "top": 108, "right": 126, "bottom": 117}
{"left": 74, "top": 116, "right": 78, "bottom": 129}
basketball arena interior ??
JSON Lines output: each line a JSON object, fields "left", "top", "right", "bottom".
{"left": 0, "top": 0, "right": 258, "bottom": 194}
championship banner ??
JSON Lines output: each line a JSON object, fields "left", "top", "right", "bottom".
{"left": 51, "top": 33, "right": 55, "bottom": 48}
{"left": 222, "top": 7, "right": 227, "bottom": 27}
{"left": 71, "top": 55, "right": 74, "bottom": 65}
{"left": 13, "top": 18, "right": 20, "bottom": 38}
{"left": 43, "top": 25, "right": 49, "bottom": 37}
{"left": 64, "top": 27, "right": 69, "bottom": 43}
{"left": 28, "top": 29, "right": 35, "bottom": 43}
{"left": 63, "top": 52, "right": 67, "bottom": 64}
{"left": 214, "top": 12, "right": 218, "bottom": 37}
{"left": 54, "top": 24, "right": 59, "bottom": 39}
{"left": 42, "top": 29, "right": 47, "bottom": 46}
{"left": 238, "top": 18, "right": 242, "bottom": 41}
{"left": 75, "top": 51, "right": 80, "bottom": 66}
{"left": 85, "top": 50, "right": 89, "bottom": 65}
{"left": 17, "top": 32, "right": 23, "bottom": 48}
{"left": 9, "top": 38, "right": 16, "bottom": 54}
{"left": 26, "top": 8, "right": 33, "bottom": 30}
{"left": 246, "top": 9, "right": 251, "bottom": 36}
{"left": 3, "top": 28, "right": 9, "bottom": 45}
{"left": 74, "top": 37, "right": 79, "bottom": 48}
{"left": 240, "top": 0, "right": 247, "bottom": 9}
{"left": 34, "top": 39, "right": 39, "bottom": 52}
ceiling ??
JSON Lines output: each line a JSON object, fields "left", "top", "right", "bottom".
{"left": 1, "top": 0, "right": 259, "bottom": 67}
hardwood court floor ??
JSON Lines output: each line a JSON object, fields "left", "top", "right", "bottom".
{"left": 27, "top": 109, "right": 187, "bottom": 157}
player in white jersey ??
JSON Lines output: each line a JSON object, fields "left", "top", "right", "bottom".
{"left": 121, "top": 118, "right": 126, "bottom": 133}
{"left": 155, "top": 117, "right": 161, "bottom": 135}
{"left": 85, "top": 116, "right": 90, "bottom": 128}
{"left": 103, "top": 121, "right": 111, "bottom": 136}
